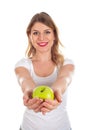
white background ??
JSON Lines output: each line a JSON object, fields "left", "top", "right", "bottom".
{"left": 0, "top": 0, "right": 87, "bottom": 129}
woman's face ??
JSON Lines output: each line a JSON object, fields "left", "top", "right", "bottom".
{"left": 29, "top": 22, "right": 55, "bottom": 53}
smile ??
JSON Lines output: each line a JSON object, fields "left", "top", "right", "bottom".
{"left": 37, "top": 42, "right": 48, "bottom": 47}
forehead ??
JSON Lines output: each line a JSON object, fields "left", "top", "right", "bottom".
{"left": 31, "top": 22, "right": 52, "bottom": 31}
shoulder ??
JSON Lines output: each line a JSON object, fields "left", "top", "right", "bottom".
{"left": 15, "top": 57, "right": 32, "bottom": 70}
{"left": 63, "top": 58, "right": 74, "bottom": 66}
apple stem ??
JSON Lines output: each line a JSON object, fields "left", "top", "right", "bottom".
{"left": 41, "top": 88, "right": 45, "bottom": 92}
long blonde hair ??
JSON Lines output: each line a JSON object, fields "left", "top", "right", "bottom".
{"left": 26, "top": 12, "right": 64, "bottom": 66}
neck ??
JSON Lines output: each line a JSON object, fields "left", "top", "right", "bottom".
{"left": 33, "top": 52, "right": 52, "bottom": 62}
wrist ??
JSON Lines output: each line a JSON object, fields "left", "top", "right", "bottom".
{"left": 23, "top": 86, "right": 32, "bottom": 92}
{"left": 52, "top": 86, "right": 62, "bottom": 94}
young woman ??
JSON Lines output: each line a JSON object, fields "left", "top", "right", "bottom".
{"left": 15, "top": 12, "right": 74, "bottom": 130}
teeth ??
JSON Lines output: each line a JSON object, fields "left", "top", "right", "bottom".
{"left": 40, "top": 43, "right": 45, "bottom": 45}
{"left": 38, "top": 42, "right": 47, "bottom": 46}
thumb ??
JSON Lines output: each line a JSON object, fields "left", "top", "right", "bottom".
{"left": 23, "top": 91, "right": 29, "bottom": 105}
{"left": 55, "top": 91, "right": 62, "bottom": 103}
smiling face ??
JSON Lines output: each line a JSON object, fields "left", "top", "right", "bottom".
{"left": 26, "top": 12, "right": 64, "bottom": 65}
{"left": 29, "top": 22, "right": 55, "bottom": 53}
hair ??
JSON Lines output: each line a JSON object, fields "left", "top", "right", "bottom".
{"left": 26, "top": 12, "right": 64, "bottom": 66}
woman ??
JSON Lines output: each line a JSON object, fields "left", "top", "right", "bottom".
{"left": 15, "top": 12, "right": 74, "bottom": 130}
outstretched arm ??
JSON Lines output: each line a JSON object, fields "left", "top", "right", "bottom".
{"left": 52, "top": 64, "right": 75, "bottom": 102}
{"left": 40, "top": 64, "right": 75, "bottom": 115}
{"left": 15, "top": 67, "right": 43, "bottom": 112}
{"left": 15, "top": 67, "right": 36, "bottom": 92}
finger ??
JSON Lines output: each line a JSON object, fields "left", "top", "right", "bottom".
{"left": 24, "top": 89, "right": 33, "bottom": 99}
{"left": 27, "top": 98, "right": 39, "bottom": 107}
{"left": 45, "top": 99, "right": 60, "bottom": 109}
{"left": 34, "top": 102, "right": 43, "bottom": 112}
{"left": 56, "top": 94, "right": 62, "bottom": 103}
{"left": 41, "top": 101, "right": 57, "bottom": 111}
{"left": 23, "top": 91, "right": 31, "bottom": 105}
{"left": 28, "top": 98, "right": 43, "bottom": 109}
{"left": 54, "top": 91, "right": 62, "bottom": 103}
{"left": 40, "top": 100, "right": 59, "bottom": 114}
{"left": 23, "top": 95, "right": 29, "bottom": 106}
{"left": 41, "top": 107, "right": 50, "bottom": 115}
{"left": 45, "top": 99, "right": 58, "bottom": 106}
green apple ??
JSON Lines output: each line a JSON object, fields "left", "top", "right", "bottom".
{"left": 32, "top": 85, "right": 54, "bottom": 100}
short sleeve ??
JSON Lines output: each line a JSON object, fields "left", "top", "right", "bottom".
{"left": 63, "top": 58, "right": 74, "bottom": 66}
{"left": 15, "top": 58, "right": 32, "bottom": 71}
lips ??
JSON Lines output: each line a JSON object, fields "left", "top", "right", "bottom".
{"left": 37, "top": 42, "right": 48, "bottom": 47}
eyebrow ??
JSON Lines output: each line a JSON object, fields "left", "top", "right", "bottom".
{"left": 32, "top": 29, "right": 51, "bottom": 32}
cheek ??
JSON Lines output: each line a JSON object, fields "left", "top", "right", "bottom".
{"left": 31, "top": 37, "right": 38, "bottom": 47}
{"left": 31, "top": 36, "right": 37, "bottom": 43}
{"left": 51, "top": 41, "right": 54, "bottom": 47}
{"left": 50, "top": 36, "right": 55, "bottom": 44}
{"left": 29, "top": 34, "right": 35, "bottom": 42}
{"left": 49, "top": 33, "right": 55, "bottom": 40}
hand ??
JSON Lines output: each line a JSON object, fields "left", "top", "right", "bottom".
{"left": 40, "top": 99, "right": 61, "bottom": 115}
{"left": 40, "top": 88, "right": 62, "bottom": 115}
{"left": 23, "top": 88, "right": 43, "bottom": 112}
{"left": 53, "top": 87, "right": 62, "bottom": 103}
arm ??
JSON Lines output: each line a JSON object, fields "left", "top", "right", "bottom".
{"left": 40, "top": 64, "right": 75, "bottom": 114}
{"left": 51, "top": 64, "right": 75, "bottom": 102}
{"left": 15, "top": 67, "right": 43, "bottom": 112}
{"left": 15, "top": 67, "right": 36, "bottom": 92}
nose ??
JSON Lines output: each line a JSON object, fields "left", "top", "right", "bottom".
{"left": 38, "top": 33, "right": 44, "bottom": 40}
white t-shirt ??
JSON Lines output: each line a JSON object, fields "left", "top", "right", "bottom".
{"left": 15, "top": 58, "right": 74, "bottom": 130}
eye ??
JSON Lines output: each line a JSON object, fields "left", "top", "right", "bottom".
{"left": 33, "top": 31, "right": 39, "bottom": 35}
{"left": 45, "top": 30, "right": 51, "bottom": 34}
